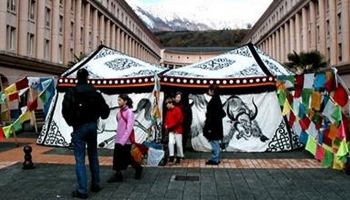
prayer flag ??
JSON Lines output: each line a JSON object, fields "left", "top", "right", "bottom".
{"left": 321, "top": 149, "right": 333, "bottom": 168}
{"left": 3, "top": 125, "right": 12, "bottom": 138}
{"left": 0, "top": 128, "right": 4, "bottom": 140}
{"left": 15, "top": 77, "right": 28, "bottom": 91}
{"left": 305, "top": 136, "right": 317, "bottom": 155}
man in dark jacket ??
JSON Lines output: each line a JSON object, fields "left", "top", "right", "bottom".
{"left": 62, "top": 68, "right": 110, "bottom": 199}
{"left": 203, "top": 84, "right": 225, "bottom": 165}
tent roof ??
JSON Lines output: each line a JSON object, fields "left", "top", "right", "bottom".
{"left": 160, "top": 43, "right": 293, "bottom": 92}
{"left": 57, "top": 45, "right": 167, "bottom": 92}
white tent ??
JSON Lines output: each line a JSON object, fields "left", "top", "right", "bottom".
{"left": 37, "top": 45, "right": 167, "bottom": 148}
{"left": 160, "top": 43, "right": 302, "bottom": 152}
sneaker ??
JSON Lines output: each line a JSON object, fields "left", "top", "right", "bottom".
{"left": 107, "top": 173, "right": 123, "bottom": 183}
{"left": 168, "top": 156, "right": 174, "bottom": 163}
{"left": 205, "top": 160, "right": 219, "bottom": 165}
{"left": 90, "top": 186, "right": 102, "bottom": 193}
{"left": 135, "top": 165, "right": 143, "bottom": 180}
{"left": 71, "top": 191, "right": 88, "bottom": 199}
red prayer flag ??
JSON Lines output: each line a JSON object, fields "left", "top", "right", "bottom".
{"left": 333, "top": 84, "right": 348, "bottom": 107}
{"left": 27, "top": 98, "right": 38, "bottom": 111}
{"left": 294, "top": 75, "right": 304, "bottom": 98}
{"left": 15, "top": 77, "right": 28, "bottom": 91}
{"left": 8, "top": 92, "right": 19, "bottom": 101}
{"left": 0, "top": 128, "right": 4, "bottom": 140}
{"left": 299, "top": 116, "right": 311, "bottom": 130}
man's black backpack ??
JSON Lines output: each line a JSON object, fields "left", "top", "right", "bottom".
{"left": 62, "top": 85, "right": 109, "bottom": 126}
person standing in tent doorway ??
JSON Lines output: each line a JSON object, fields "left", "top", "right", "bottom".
{"left": 62, "top": 68, "right": 110, "bottom": 199}
{"left": 174, "top": 91, "right": 192, "bottom": 156}
{"left": 164, "top": 97, "right": 184, "bottom": 165}
{"left": 203, "top": 84, "right": 226, "bottom": 165}
{"left": 107, "top": 94, "right": 143, "bottom": 182}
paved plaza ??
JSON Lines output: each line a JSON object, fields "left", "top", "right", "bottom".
{"left": 1, "top": 131, "right": 350, "bottom": 199}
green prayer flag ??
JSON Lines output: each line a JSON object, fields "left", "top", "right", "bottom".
{"left": 3, "top": 125, "right": 12, "bottom": 138}
{"left": 331, "top": 105, "right": 342, "bottom": 123}
{"left": 321, "top": 149, "right": 334, "bottom": 168}
{"left": 39, "top": 90, "right": 49, "bottom": 103}
{"left": 305, "top": 136, "right": 317, "bottom": 155}
{"left": 301, "top": 88, "right": 312, "bottom": 109}
{"left": 12, "top": 120, "right": 22, "bottom": 132}
{"left": 336, "top": 139, "right": 349, "bottom": 163}
{"left": 278, "top": 89, "right": 286, "bottom": 106}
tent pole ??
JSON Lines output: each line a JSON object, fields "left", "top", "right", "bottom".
{"left": 29, "top": 88, "right": 38, "bottom": 134}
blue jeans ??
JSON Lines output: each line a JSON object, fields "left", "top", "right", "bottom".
{"left": 72, "top": 122, "right": 100, "bottom": 194}
{"left": 210, "top": 140, "right": 220, "bottom": 163}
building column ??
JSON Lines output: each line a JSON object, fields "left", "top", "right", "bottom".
{"left": 105, "top": 20, "right": 110, "bottom": 47}
{"left": 120, "top": 31, "right": 124, "bottom": 52}
{"left": 284, "top": 22, "right": 290, "bottom": 62}
{"left": 329, "top": 0, "right": 337, "bottom": 65}
{"left": 309, "top": 1, "right": 317, "bottom": 51}
{"left": 18, "top": 0, "right": 29, "bottom": 54}
{"left": 301, "top": 7, "right": 309, "bottom": 52}
{"left": 51, "top": 0, "right": 60, "bottom": 62}
{"left": 295, "top": 12, "right": 301, "bottom": 53}
{"left": 99, "top": 15, "right": 105, "bottom": 45}
{"left": 36, "top": 0, "right": 46, "bottom": 59}
{"left": 341, "top": 0, "right": 350, "bottom": 62}
{"left": 74, "top": 0, "right": 82, "bottom": 55}
{"left": 111, "top": 24, "right": 116, "bottom": 49}
{"left": 289, "top": 18, "right": 295, "bottom": 52}
{"left": 280, "top": 27, "right": 285, "bottom": 62}
{"left": 276, "top": 30, "right": 280, "bottom": 60}
{"left": 83, "top": 3, "right": 90, "bottom": 52}
{"left": 116, "top": 27, "right": 120, "bottom": 51}
{"left": 63, "top": 0, "right": 72, "bottom": 63}
{"left": 318, "top": 0, "right": 326, "bottom": 56}
{"left": 92, "top": 9, "right": 98, "bottom": 48}
{"left": 0, "top": 1, "right": 6, "bottom": 50}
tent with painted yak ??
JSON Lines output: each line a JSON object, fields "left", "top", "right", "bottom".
{"left": 160, "top": 42, "right": 300, "bottom": 152}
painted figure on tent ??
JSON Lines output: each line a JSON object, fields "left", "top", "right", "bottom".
{"left": 189, "top": 93, "right": 269, "bottom": 151}
{"left": 221, "top": 96, "right": 269, "bottom": 149}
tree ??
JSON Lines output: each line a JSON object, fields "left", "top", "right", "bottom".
{"left": 284, "top": 50, "right": 329, "bottom": 74}
{"left": 67, "top": 53, "right": 87, "bottom": 68}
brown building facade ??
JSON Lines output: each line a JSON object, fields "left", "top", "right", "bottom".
{"left": 243, "top": 0, "right": 350, "bottom": 87}
{"left": 0, "top": 0, "right": 161, "bottom": 84}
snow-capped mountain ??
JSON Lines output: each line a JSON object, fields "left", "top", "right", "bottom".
{"left": 126, "top": 0, "right": 272, "bottom": 32}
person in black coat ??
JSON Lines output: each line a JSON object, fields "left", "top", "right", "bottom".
{"left": 203, "top": 84, "right": 225, "bottom": 165}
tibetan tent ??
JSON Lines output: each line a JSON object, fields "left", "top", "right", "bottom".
{"left": 160, "top": 43, "right": 301, "bottom": 152}
{"left": 37, "top": 45, "right": 167, "bottom": 149}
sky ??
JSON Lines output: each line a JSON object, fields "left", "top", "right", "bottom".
{"left": 126, "top": 0, "right": 273, "bottom": 26}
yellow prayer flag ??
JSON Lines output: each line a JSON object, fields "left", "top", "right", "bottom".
{"left": 332, "top": 156, "right": 344, "bottom": 170}
{"left": 19, "top": 111, "right": 32, "bottom": 123}
{"left": 282, "top": 99, "right": 291, "bottom": 116}
{"left": 4, "top": 83, "right": 17, "bottom": 95}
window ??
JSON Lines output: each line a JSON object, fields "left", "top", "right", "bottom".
{"left": 6, "top": 25, "right": 16, "bottom": 50}
{"left": 89, "top": 32, "right": 92, "bottom": 45}
{"left": 337, "top": 13, "right": 342, "bottom": 32}
{"left": 28, "top": 0, "right": 35, "bottom": 20}
{"left": 59, "top": 44, "right": 63, "bottom": 64}
{"left": 59, "top": 16, "right": 63, "bottom": 33}
{"left": 44, "top": 39, "right": 50, "bottom": 59}
{"left": 326, "top": 20, "right": 330, "bottom": 36}
{"left": 7, "top": 0, "right": 16, "bottom": 12}
{"left": 80, "top": 27, "right": 84, "bottom": 42}
{"left": 327, "top": 47, "right": 330, "bottom": 63}
{"left": 27, "top": 33, "right": 35, "bottom": 55}
{"left": 338, "top": 43, "right": 342, "bottom": 62}
{"left": 45, "top": 7, "right": 51, "bottom": 27}
{"left": 70, "top": 22, "right": 74, "bottom": 38}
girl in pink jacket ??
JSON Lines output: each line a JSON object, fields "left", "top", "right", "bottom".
{"left": 107, "top": 94, "right": 143, "bottom": 182}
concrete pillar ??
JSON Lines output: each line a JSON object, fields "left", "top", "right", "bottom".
{"left": 51, "top": 0, "right": 60, "bottom": 62}
{"left": 318, "top": 0, "right": 326, "bottom": 56}
{"left": 0, "top": 1, "right": 6, "bottom": 50}
{"left": 36, "top": 0, "right": 45, "bottom": 59}
{"left": 329, "top": 0, "right": 337, "bottom": 65}
{"left": 276, "top": 30, "right": 280, "bottom": 60}
{"left": 83, "top": 3, "right": 90, "bottom": 52}
{"left": 111, "top": 24, "right": 116, "bottom": 49}
{"left": 301, "top": 7, "right": 308, "bottom": 51}
{"left": 284, "top": 23, "right": 290, "bottom": 62}
{"left": 74, "top": 0, "right": 82, "bottom": 55}
{"left": 290, "top": 18, "right": 295, "bottom": 52}
{"left": 116, "top": 27, "right": 120, "bottom": 51}
{"left": 105, "top": 20, "right": 110, "bottom": 47}
{"left": 341, "top": 0, "right": 350, "bottom": 62}
{"left": 18, "top": 0, "right": 29, "bottom": 54}
{"left": 99, "top": 15, "right": 105, "bottom": 45}
{"left": 295, "top": 12, "right": 301, "bottom": 53}
{"left": 309, "top": 1, "right": 317, "bottom": 51}
{"left": 63, "top": 0, "right": 72, "bottom": 63}
{"left": 92, "top": 9, "right": 98, "bottom": 48}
